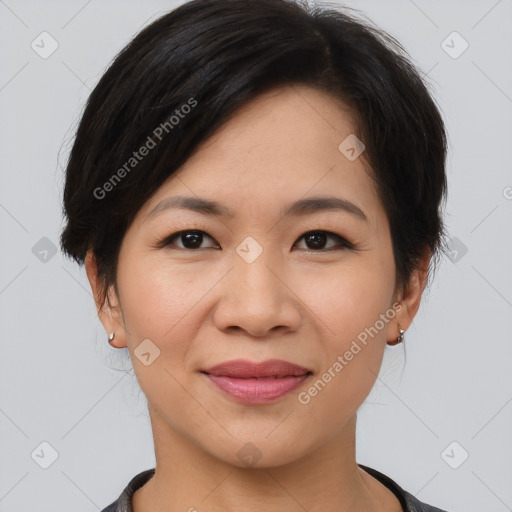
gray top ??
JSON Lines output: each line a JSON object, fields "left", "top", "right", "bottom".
{"left": 100, "top": 464, "right": 449, "bottom": 512}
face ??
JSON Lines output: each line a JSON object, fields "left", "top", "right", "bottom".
{"left": 89, "top": 85, "right": 421, "bottom": 468}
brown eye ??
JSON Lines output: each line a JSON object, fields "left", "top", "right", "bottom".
{"left": 159, "top": 230, "right": 219, "bottom": 250}
{"left": 294, "top": 231, "right": 352, "bottom": 251}
{"left": 157, "top": 229, "right": 352, "bottom": 252}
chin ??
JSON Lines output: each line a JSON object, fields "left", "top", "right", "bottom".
{"left": 204, "top": 435, "right": 311, "bottom": 470}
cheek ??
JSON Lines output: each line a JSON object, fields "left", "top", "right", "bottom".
{"left": 291, "top": 259, "right": 392, "bottom": 406}
{"left": 293, "top": 257, "right": 393, "bottom": 344}
{"left": 294, "top": 272, "right": 391, "bottom": 431}
{"left": 115, "top": 259, "right": 205, "bottom": 416}
{"left": 117, "top": 255, "right": 214, "bottom": 338}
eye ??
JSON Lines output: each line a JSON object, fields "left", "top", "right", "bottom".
{"left": 156, "top": 229, "right": 353, "bottom": 252}
{"left": 293, "top": 230, "right": 353, "bottom": 252}
{"left": 158, "top": 230, "right": 219, "bottom": 250}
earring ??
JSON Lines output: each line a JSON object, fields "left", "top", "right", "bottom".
{"left": 107, "top": 331, "right": 116, "bottom": 346}
{"left": 387, "top": 326, "right": 405, "bottom": 346}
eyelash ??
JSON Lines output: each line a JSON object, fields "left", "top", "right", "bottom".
{"left": 155, "top": 229, "right": 354, "bottom": 252}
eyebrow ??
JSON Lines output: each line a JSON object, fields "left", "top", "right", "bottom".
{"left": 144, "top": 195, "right": 368, "bottom": 223}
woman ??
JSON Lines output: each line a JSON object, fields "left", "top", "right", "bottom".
{"left": 59, "top": 0, "right": 450, "bottom": 510}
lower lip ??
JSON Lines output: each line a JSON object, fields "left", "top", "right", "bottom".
{"left": 205, "top": 373, "right": 311, "bottom": 404}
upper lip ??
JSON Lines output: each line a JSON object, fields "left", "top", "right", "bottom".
{"left": 202, "top": 359, "right": 312, "bottom": 379}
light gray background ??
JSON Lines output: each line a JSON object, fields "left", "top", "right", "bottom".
{"left": 1, "top": 1, "right": 511, "bottom": 511}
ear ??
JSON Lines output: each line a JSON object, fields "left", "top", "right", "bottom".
{"left": 85, "top": 251, "right": 127, "bottom": 348}
{"left": 388, "top": 247, "right": 431, "bottom": 344}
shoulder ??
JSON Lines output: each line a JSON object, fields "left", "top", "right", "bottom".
{"left": 99, "top": 503, "right": 117, "bottom": 512}
{"left": 358, "top": 463, "right": 451, "bottom": 512}
{"left": 99, "top": 468, "right": 156, "bottom": 512}
{"left": 400, "top": 488, "right": 451, "bottom": 512}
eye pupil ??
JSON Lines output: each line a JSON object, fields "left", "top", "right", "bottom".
{"left": 306, "top": 232, "right": 326, "bottom": 249}
{"left": 182, "top": 231, "right": 202, "bottom": 248}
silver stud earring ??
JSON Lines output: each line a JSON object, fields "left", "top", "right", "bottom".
{"left": 107, "top": 332, "right": 115, "bottom": 346}
{"left": 387, "top": 326, "right": 405, "bottom": 346}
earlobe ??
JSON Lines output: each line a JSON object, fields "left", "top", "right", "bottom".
{"left": 388, "top": 249, "right": 430, "bottom": 345}
{"left": 84, "top": 251, "right": 127, "bottom": 348}
{"left": 387, "top": 324, "right": 405, "bottom": 346}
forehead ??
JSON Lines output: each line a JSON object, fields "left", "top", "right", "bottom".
{"left": 137, "top": 84, "right": 383, "bottom": 227}
{"left": 193, "top": 84, "right": 358, "bottom": 165}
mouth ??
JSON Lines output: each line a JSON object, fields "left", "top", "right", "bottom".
{"left": 201, "top": 359, "right": 313, "bottom": 404}
{"left": 202, "top": 358, "right": 312, "bottom": 378}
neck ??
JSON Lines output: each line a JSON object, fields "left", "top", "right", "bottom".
{"left": 132, "top": 406, "right": 401, "bottom": 512}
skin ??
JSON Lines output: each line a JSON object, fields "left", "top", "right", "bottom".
{"left": 86, "top": 84, "right": 429, "bottom": 512}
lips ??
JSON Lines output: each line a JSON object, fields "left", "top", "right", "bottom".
{"left": 202, "top": 359, "right": 312, "bottom": 379}
{"left": 201, "top": 359, "right": 313, "bottom": 404}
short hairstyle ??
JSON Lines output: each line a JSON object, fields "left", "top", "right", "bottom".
{"left": 60, "top": 0, "right": 448, "bottom": 310}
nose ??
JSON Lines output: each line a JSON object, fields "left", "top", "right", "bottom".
{"left": 213, "top": 254, "right": 302, "bottom": 338}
